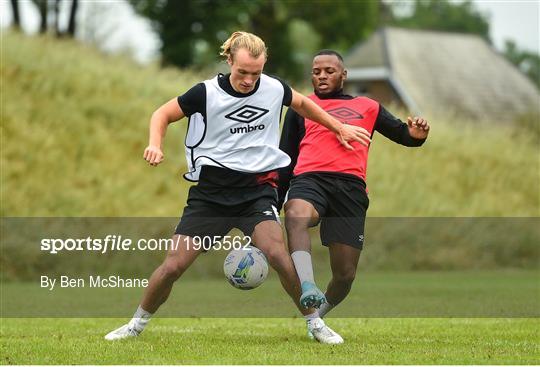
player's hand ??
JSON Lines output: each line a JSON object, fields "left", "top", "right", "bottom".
{"left": 336, "top": 124, "right": 371, "bottom": 150}
{"left": 143, "top": 145, "right": 164, "bottom": 166}
{"left": 407, "top": 116, "right": 430, "bottom": 139}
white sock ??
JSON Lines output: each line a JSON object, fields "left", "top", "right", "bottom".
{"left": 304, "top": 310, "right": 320, "bottom": 323}
{"left": 291, "top": 251, "right": 315, "bottom": 286}
{"left": 129, "top": 305, "right": 153, "bottom": 332}
{"left": 318, "top": 301, "right": 335, "bottom": 318}
{"left": 304, "top": 311, "right": 324, "bottom": 329}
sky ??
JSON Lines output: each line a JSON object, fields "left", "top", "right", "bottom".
{"left": 1, "top": 0, "right": 538, "bottom": 64}
{"left": 473, "top": 0, "right": 539, "bottom": 53}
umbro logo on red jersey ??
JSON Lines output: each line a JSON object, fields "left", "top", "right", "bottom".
{"left": 327, "top": 107, "right": 363, "bottom": 121}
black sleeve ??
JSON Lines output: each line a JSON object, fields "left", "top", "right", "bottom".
{"left": 374, "top": 105, "right": 426, "bottom": 147}
{"left": 269, "top": 75, "right": 293, "bottom": 106}
{"left": 277, "top": 108, "right": 304, "bottom": 210}
{"left": 177, "top": 83, "right": 206, "bottom": 117}
{"left": 280, "top": 81, "right": 293, "bottom": 107}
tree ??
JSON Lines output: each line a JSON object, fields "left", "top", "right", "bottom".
{"left": 288, "top": 0, "right": 380, "bottom": 52}
{"left": 128, "top": 0, "right": 379, "bottom": 81}
{"left": 130, "top": 0, "right": 249, "bottom": 68}
{"left": 30, "top": 0, "right": 79, "bottom": 37}
{"left": 248, "top": 1, "right": 300, "bottom": 79}
{"left": 34, "top": 0, "right": 48, "bottom": 34}
{"left": 503, "top": 40, "right": 540, "bottom": 90}
{"left": 389, "top": 0, "right": 490, "bottom": 42}
{"left": 67, "top": 0, "right": 78, "bottom": 37}
{"left": 53, "top": 0, "right": 61, "bottom": 37}
{"left": 10, "top": 0, "right": 21, "bottom": 30}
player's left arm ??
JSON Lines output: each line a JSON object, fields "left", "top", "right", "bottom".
{"left": 407, "top": 116, "right": 430, "bottom": 140}
{"left": 289, "top": 89, "right": 371, "bottom": 150}
{"left": 374, "top": 105, "right": 429, "bottom": 147}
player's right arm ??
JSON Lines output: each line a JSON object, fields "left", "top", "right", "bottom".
{"left": 144, "top": 98, "right": 185, "bottom": 166}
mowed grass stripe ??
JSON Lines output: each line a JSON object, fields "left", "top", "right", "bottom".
{"left": 1, "top": 318, "right": 538, "bottom": 364}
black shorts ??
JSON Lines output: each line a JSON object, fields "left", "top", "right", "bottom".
{"left": 175, "top": 184, "right": 280, "bottom": 241}
{"left": 285, "top": 173, "right": 369, "bottom": 249}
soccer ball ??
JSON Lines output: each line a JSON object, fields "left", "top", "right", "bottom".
{"left": 223, "top": 246, "right": 268, "bottom": 290}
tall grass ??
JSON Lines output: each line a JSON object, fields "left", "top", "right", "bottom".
{"left": 367, "top": 113, "right": 539, "bottom": 216}
{"left": 2, "top": 32, "right": 198, "bottom": 216}
{"left": 2, "top": 32, "right": 539, "bottom": 217}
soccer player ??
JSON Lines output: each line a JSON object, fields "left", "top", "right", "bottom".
{"left": 278, "top": 50, "right": 430, "bottom": 340}
{"left": 105, "top": 33, "right": 371, "bottom": 344}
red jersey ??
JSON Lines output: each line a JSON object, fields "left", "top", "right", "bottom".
{"left": 293, "top": 94, "right": 379, "bottom": 181}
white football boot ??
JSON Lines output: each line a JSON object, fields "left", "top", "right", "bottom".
{"left": 104, "top": 322, "right": 141, "bottom": 341}
{"left": 307, "top": 318, "right": 343, "bottom": 344}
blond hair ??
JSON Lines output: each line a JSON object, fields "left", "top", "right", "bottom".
{"left": 220, "top": 31, "right": 267, "bottom": 61}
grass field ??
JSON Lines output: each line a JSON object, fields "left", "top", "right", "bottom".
{"left": 1, "top": 318, "right": 538, "bottom": 364}
{"left": 1, "top": 271, "right": 539, "bottom": 364}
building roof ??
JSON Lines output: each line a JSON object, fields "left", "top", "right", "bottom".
{"left": 345, "top": 27, "right": 539, "bottom": 120}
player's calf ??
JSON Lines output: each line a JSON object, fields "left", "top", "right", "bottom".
{"left": 325, "top": 267, "right": 356, "bottom": 307}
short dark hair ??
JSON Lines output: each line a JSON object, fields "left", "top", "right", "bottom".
{"left": 314, "top": 49, "right": 344, "bottom": 62}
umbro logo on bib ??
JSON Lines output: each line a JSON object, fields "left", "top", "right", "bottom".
{"left": 227, "top": 105, "right": 269, "bottom": 134}
{"left": 225, "top": 105, "right": 269, "bottom": 123}
{"left": 327, "top": 107, "right": 363, "bottom": 122}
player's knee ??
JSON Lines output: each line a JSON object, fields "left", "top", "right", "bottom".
{"left": 333, "top": 268, "right": 356, "bottom": 285}
{"left": 161, "top": 258, "right": 187, "bottom": 281}
{"left": 263, "top": 246, "right": 287, "bottom": 267}
{"left": 285, "top": 203, "right": 312, "bottom": 219}
{"left": 284, "top": 211, "right": 311, "bottom": 230}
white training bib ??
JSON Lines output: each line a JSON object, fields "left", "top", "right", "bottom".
{"left": 183, "top": 74, "right": 291, "bottom": 181}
